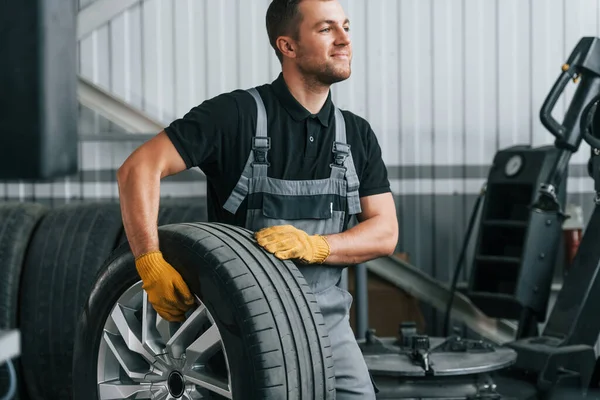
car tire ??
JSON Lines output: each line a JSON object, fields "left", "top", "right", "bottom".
{"left": 0, "top": 202, "right": 47, "bottom": 399}
{"left": 73, "top": 222, "right": 335, "bottom": 399}
{"left": 19, "top": 202, "right": 124, "bottom": 400}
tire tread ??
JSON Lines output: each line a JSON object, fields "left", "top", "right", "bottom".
{"left": 173, "top": 222, "right": 335, "bottom": 399}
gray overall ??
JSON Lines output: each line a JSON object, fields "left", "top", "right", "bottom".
{"left": 223, "top": 88, "right": 376, "bottom": 399}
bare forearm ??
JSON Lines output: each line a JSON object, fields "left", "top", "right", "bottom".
{"left": 324, "top": 215, "right": 398, "bottom": 265}
{"left": 117, "top": 166, "right": 161, "bottom": 258}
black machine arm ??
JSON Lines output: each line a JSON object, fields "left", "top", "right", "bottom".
{"left": 540, "top": 37, "right": 600, "bottom": 151}
{"left": 541, "top": 92, "right": 600, "bottom": 348}
{"left": 537, "top": 37, "right": 600, "bottom": 206}
{"left": 583, "top": 96, "right": 600, "bottom": 197}
{"left": 511, "top": 37, "right": 600, "bottom": 339}
{"left": 500, "top": 90, "right": 600, "bottom": 399}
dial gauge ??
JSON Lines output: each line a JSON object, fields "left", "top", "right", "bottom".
{"left": 505, "top": 155, "right": 523, "bottom": 177}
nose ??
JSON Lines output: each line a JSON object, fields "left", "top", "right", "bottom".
{"left": 335, "top": 27, "right": 351, "bottom": 46}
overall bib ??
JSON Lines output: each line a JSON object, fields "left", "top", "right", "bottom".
{"left": 223, "top": 88, "right": 376, "bottom": 399}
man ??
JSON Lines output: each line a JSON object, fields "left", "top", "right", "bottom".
{"left": 117, "top": 0, "right": 398, "bottom": 397}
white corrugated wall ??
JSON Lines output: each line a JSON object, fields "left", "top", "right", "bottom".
{"left": 74, "top": 0, "right": 599, "bottom": 195}
{"left": 2, "top": 0, "right": 597, "bottom": 200}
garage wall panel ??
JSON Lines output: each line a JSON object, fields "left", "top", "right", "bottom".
{"left": 498, "top": 0, "right": 532, "bottom": 149}
{"left": 70, "top": 0, "right": 599, "bottom": 175}
{"left": 397, "top": 0, "right": 434, "bottom": 205}
{"left": 464, "top": 0, "right": 498, "bottom": 180}
{"left": 531, "top": 0, "right": 564, "bottom": 149}
{"left": 432, "top": 0, "right": 464, "bottom": 194}
{"left": 173, "top": 0, "right": 195, "bottom": 117}
{"left": 10, "top": 0, "right": 600, "bottom": 177}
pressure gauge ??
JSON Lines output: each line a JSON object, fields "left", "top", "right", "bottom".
{"left": 504, "top": 155, "right": 523, "bottom": 177}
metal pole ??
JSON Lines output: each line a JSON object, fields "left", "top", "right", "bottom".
{"left": 355, "top": 263, "right": 369, "bottom": 339}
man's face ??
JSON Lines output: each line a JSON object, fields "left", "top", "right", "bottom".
{"left": 293, "top": 0, "right": 352, "bottom": 85}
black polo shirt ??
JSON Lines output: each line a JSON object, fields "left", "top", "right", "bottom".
{"left": 164, "top": 73, "right": 391, "bottom": 228}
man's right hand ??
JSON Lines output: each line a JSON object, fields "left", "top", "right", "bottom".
{"left": 135, "top": 251, "right": 195, "bottom": 322}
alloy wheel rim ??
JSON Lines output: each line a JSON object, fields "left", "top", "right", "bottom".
{"left": 97, "top": 281, "right": 232, "bottom": 399}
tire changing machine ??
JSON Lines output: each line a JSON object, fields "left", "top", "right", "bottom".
{"left": 360, "top": 36, "right": 600, "bottom": 400}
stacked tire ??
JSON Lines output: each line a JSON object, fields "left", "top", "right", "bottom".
{"left": 0, "top": 199, "right": 336, "bottom": 400}
{"left": 0, "top": 203, "right": 47, "bottom": 400}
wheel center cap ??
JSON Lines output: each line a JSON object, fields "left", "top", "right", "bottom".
{"left": 168, "top": 371, "right": 185, "bottom": 398}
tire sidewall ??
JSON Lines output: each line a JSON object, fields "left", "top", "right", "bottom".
{"left": 160, "top": 229, "right": 256, "bottom": 394}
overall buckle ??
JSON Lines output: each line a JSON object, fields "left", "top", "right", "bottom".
{"left": 252, "top": 137, "right": 271, "bottom": 166}
{"left": 332, "top": 141, "right": 350, "bottom": 168}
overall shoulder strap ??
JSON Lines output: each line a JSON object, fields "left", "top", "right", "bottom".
{"left": 247, "top": 88, "right": 270, "bottom": 178}
{"left": 223, "top": 88, "right": 270, "bottom": 214}
{"left": 330, "top": 108, "right": 362, "bottom": 215}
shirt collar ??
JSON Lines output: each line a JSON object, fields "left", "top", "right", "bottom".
{"left": 271, "top": 73, "right": 333, "bottom": 127}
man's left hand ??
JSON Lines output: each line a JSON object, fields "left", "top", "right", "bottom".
{"left": 255, "top": 225, "right": 330, "bottom": 264}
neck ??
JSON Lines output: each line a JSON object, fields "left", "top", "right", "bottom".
{"left": 281, "top": 65, "right": 330, "bottom": 114}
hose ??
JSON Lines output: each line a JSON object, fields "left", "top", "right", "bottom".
{"left": 0, "top": 359, "right": 16, "bottom": 400}
{"left": 442, "top": 183, "right": 487, "bottom": 337}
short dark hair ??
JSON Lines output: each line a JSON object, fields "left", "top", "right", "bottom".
{"left": 265, "top": 0, "right": 305, "bottom": 63}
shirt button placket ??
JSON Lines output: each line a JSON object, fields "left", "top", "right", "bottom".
{"left": 306, "top": 118, "right": 318, "bottom": 158}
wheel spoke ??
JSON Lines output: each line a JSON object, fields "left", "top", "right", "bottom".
{"left": 156, "top": 314, "right": 181, "bottom": 345}
{"left": 148, "top": 387, "right": 170, "bottom": 400}
{"left": 111, "top": 303, "right": 154, "bottom": 362}
{"left": 98, "top": 381, "right": 160, "bottom": 399}
{"left": 185, "top": 387, "right": 204, "bottom": 400}
{"left": 185, "top": 370, "right": 232, "bottom": 399}
{"left": 166, "top": 304, "right": 208, "bottom": 359}
{"left": 141, "top": 291, "right": 166, "bottom": 356}
{"left": 102, "top": 332, "right": 155, "bottom": 382}
{"left": 184, "top": 324, "right": 222, "bottom": 370}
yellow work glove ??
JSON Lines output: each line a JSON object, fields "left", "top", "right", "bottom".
{"left": 135, "top": 251, "right": 195, "bottom": 322}
{"left": 255, "top": 225, "right": 330, "bottom": 264}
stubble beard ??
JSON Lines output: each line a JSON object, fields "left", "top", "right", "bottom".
{"left": 297, "top": 56, "right": 352, "bottom": 89}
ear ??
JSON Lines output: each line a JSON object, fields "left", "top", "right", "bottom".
{"left": 276, "top": 36, "right": 297, "bottom": 59}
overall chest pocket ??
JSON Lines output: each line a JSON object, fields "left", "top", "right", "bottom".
{"left": 262, "top": 193, "right": 335, "bottom": 220}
